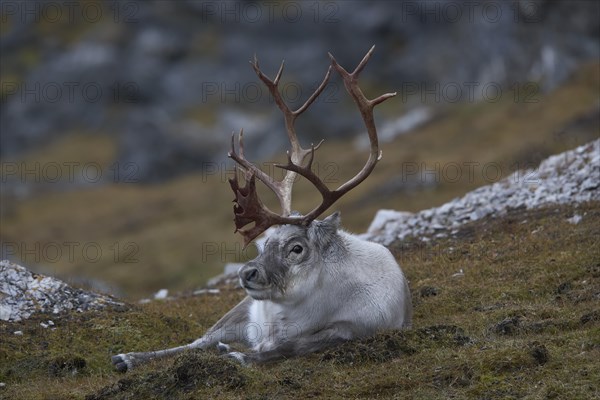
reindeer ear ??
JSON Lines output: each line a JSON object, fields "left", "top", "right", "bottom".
{"left": 321, "top": 211, "right": 341, "bottom": 231}
{"left": 308, "top": 211, "right": 341, "bottom": 246}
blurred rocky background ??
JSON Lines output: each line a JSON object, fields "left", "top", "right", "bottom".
{"left": 1, "top": 0, "right": 599, "bottom": 298}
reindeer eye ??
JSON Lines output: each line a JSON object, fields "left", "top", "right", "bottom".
{"left": 291, "top": 245, "right": 303, "bottom": 254}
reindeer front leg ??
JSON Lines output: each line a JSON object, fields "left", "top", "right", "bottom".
{"left": 226, "top": 322, "right": 357, "bottom": 365}
{"left": 112, "top": 296, "right": 252, "bottom": 372}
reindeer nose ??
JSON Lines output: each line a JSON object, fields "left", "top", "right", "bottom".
{"left": 242, "top": 267, "right": 259, "bottom": 283}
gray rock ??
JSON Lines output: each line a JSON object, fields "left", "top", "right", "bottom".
{"left": 0, "top": 260, "right": 124, "bottom": 322}
{"left": 362, "top": 140, "right": 600, "bottom": 245}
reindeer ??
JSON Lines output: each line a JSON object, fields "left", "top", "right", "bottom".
{"left": 111, "top": 46, "right": 412, "bottom": 372}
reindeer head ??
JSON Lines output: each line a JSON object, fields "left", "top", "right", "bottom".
{"left": 238, "top": 212, "right": 343, "bottom": 301}
{"left": 228, "top": 45, "right": 396, "bottom": 248}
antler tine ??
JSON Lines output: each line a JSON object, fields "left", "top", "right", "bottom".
{"left": 327, "top": 52, "right": 348, "bottom": 75}
{"left": 328, "top": 45, "right": 375, "bottom": 79}
{"left": 293, "top": 64, "right": 333, "bottom": 117}
{"left": 250, "top": 55, "right": 285, "bottom": 86}
{"left": 351, "top": 44, "right": 376, "bottom": 77}
{"left": 237, "top": 128, "right": 245, "bottom": 158}
{"left": 228, "top": 129, "right": 287, "bottom": 205}
{"left": 371, "top": 92, "right": 398, "bottom": 107}
{"left": 228, "top": 169, "right": 290, "bottom": 247}
{"left": 274, "top": 60, "right": 285, "bottom": 85}
{"left": 250, "top": 56, "right": 291, "bottom": 116}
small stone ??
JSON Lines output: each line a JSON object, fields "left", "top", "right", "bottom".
{"left": 582, "top": 178, "right": 599, "bottom": 191}
{"left": 491, "top": 316, "right": 521, "bottom": 335}
{"left": 421, "top": 209, "right": 434, "bottom": 219}
{"left": 13, "top": 331, "right": 23, "bottom": 336}
{"left": 580, "top": 310, "right": 600, "bottom": 325}
{"left": 0, "top": 305, "right": 11, "bottom": 321}
{"left": 529, "top": 342, "right": 549, "bottom": 365}
{"left": 557, "top": 282, "right": 571, "bottom": 294}
{"left": 438, "top": 202, "right": 452, "bottom": 215}
{"left": 420, "top": 286, "right": 439, "bottom": 297}
{"left": 451, "top": 269, "right": 464, "bottom": 278}
{"left": 153, "top": 289, "right": 169, "bottom": 300}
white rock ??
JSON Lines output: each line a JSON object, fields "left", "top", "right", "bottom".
{"left": 193, "top": 288, "right": 221, "bottom": 295}
{"left": 0, "top": 260, "right": 123, "bottom": 322}
{"left": 567, "top": 214, "right": 582, "bottom": 224}
{"left": 366, "top": 210, "right": 413, "bottom": 233}
{"left": 153, "top": 289, "right": 169, "bottom": 300}
{"left": 0, "top": 304, "right": 12, "bottom": 321}
{"left": 363, "top": 140, "right": 600, "bottom": 244}
{"left": 452, "top": 269, "right": 465, "bottom": 278}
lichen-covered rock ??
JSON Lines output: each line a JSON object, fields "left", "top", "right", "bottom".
{"left": 0, "top": 260, "right": 124, "bottom": 322}
{"left": 362, "top": 139, "right": 600, "bottom": 245}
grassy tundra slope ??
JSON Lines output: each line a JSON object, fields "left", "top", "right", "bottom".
{"left": 1, "top": 201, "right": 599, "bottom": 399}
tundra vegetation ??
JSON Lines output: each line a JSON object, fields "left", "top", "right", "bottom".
{"left": 1, "top": 201, "right": 598, "bottom": 399}
{"left": 0, "top": 63, "right": 598, "bottom": 399}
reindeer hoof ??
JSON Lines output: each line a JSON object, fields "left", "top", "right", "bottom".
{"left": 217, "top": 341, "right": 231, "bottom": 354}
{"left": 111, "top": 354, "right": 133, "bottom": 372}
{"left": 225, "top": 351, "right": 248, "bottom": 366}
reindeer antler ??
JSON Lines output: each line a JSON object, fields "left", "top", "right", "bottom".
{"left": 228, "top": 45, "right": 396, "bottom": 246}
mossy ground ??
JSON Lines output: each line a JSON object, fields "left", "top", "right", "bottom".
{"left": 1, "top": 201, "right": 598, "bottom": 399}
